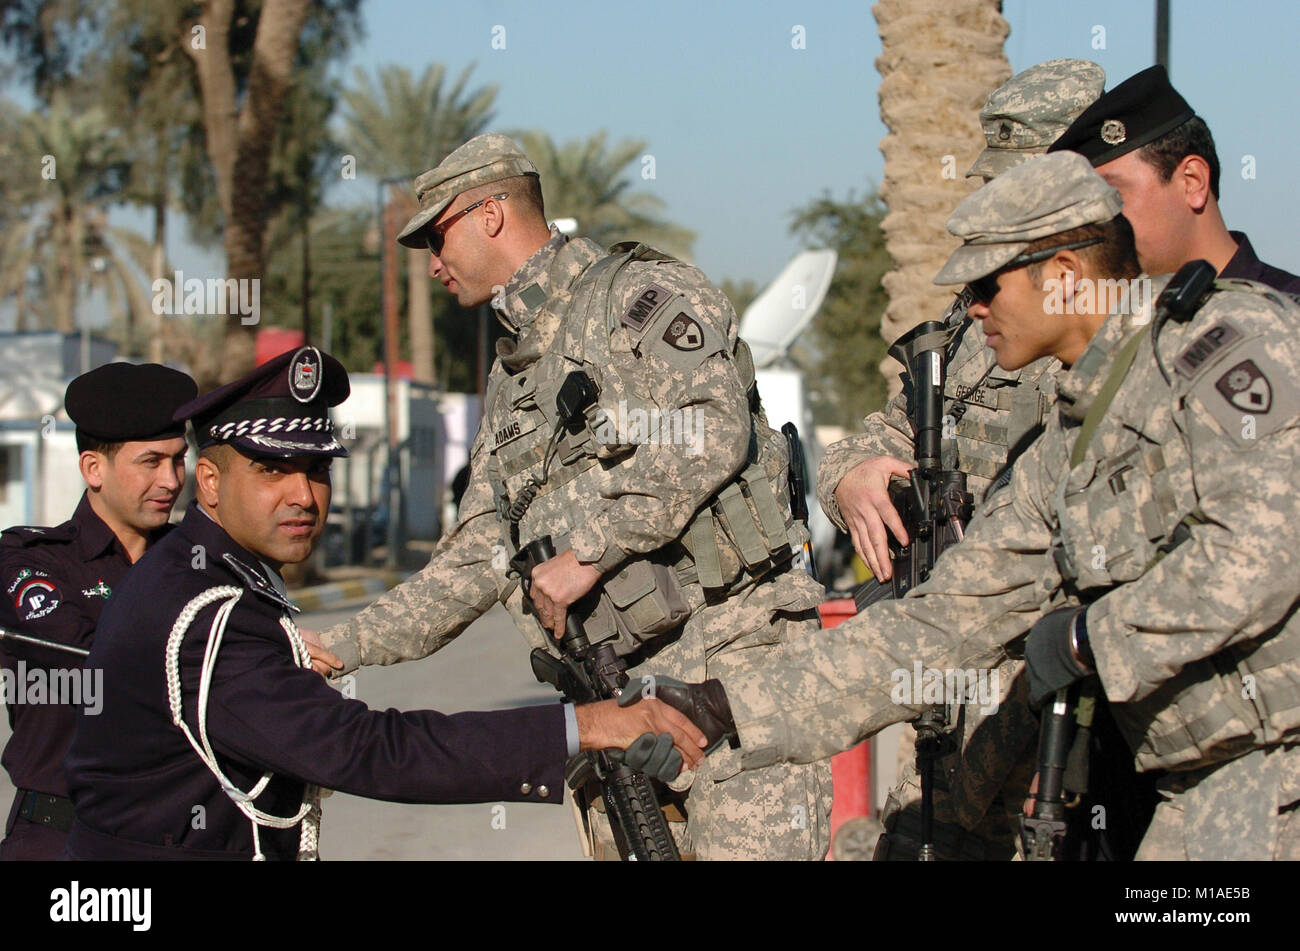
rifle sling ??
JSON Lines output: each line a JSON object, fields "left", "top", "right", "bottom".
{"left": 1070, "top": 327, "right": 1148, "bottom": 469}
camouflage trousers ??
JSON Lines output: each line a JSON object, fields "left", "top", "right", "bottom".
{"left": 872, "top": 762, "right": 1026, "bottom": 861}
{"left": 1136, "top": 742, "right": 1300, "bottom": 860}
{"left": 873, "top": 658, "right": 1038, "bottom": 861}
{"left": 597, "top": 569, "right": 834, "bottom": 860}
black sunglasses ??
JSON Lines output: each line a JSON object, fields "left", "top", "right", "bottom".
{"left": 425, "top": 192, "right": 509, "bottom": 255}
{"left": 965, "top": 236, "right": 1105, "bottom": 305}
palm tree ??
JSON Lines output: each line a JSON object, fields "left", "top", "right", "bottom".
{"left": 91, "top": 0, "right": 206, "bottom": 363}
{"left": 513, "top": 130, "right": 695, "bottom": 260}
{"left": 0, "top": 95, "right": 150, "bottom": 349}
{"left": 873, "top": 0, "right": 1010, "bottom": 393}
{"left": 340, "top": 63, "right": 497, "bottom": 385}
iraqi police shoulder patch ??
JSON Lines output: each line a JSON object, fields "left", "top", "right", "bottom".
{"left": 1191, "top": 347, "right": 1299, "bottom": 448}
{"left": 13, "top": 574, "right": 60, "bottom": 621}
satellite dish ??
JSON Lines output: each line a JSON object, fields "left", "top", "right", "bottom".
{"left": 739, "top": 249, "right": 837, "bottom": 368}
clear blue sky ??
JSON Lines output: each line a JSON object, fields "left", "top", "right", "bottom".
{"left": 8, "top": 0, "right": 1299, "bottom": 318}
{"left": 323, "top": 0, "right": 1300, "bottom": 285}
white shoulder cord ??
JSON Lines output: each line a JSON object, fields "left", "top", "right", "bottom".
{"left": 165, "top": 586, "right": 322, "bottom": 861}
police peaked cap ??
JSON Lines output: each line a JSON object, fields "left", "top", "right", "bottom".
{"left": 174, "top": 346, "right": 350, "bottom": 458}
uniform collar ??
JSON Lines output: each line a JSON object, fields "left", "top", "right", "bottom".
{"left": 1222, "top": 231, "right": 1263, "bottom": 282}
{"left": 493, "top": 228, "right": 604, "bottom": 371}
{"left": 70, "top": 492, "right": 129, "bottom": 561}
{"left": 1055, "top": 272, "right": 1168, "bottom": 420}
{"left": 182, "top": 502, "right": 297, "bottom": 611}
{"left": 493, "top": 226, "right": 570, "bottom": 334}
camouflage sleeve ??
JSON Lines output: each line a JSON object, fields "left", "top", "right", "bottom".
{"left": 1086, "top": 329, "right": 1300, "bottom": 705}
{"left": 711, "top": 422, "right": 1067, "bottom": 768}
{"left": 816, "top": 396, "right": 916, "bottom": 531}
{"left": 320, "top": 429, "right": 501, "bottom": 673}
{"left": 566, "top": 268, "right": 752, "bottom": 574}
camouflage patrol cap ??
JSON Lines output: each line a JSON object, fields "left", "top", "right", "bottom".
{"left": 934, "top": 152, "right": 1123, "bottom": 286}
{"left": 396, "top": 133, "right": 539, "bottom": 249}
{"left": 966, "top": 59, "right": 1105, "bottom": 179}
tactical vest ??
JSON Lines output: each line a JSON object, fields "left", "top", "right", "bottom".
{"left": 1051, "top": 281, "right": 1300, "bottom": 773}
{"left": 940, "top": 312, "right": 1057, "bottom": 490}
{"left": 483, "top": 241, "right": 806, "bottom": 658}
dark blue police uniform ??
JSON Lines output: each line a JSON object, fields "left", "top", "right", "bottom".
{"left": 0, "top": 362, "right": 196, "bottom": 860}
{"left": 1222, "top": 231, "right": 1300, "bottom": 295}
{"left": 64, "top": 347, "right": 567, "bottom": 860}
{"left": 0, "top": 495, "right": 154, "bottom": 858}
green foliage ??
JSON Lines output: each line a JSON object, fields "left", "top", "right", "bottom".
{"left": 0, "top": 94, "right": 143, "bottom": 338}
{"left": 512, "top": 130, "right": 694, "bottom": 259}
{"left": 340, "top": 62, "right": 496, "bottom": 180}
{"left": 789, "top": 189, "right": 891, "bottom": 428}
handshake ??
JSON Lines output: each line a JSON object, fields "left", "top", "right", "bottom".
{"left": 575, "top": 676, "right": 738, "bottom": 781}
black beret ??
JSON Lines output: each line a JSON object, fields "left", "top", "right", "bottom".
{"left": 174, "top": 346, "right": 350, "bottom": 458}
{"left": 1048, "top": 65, "right": 1195, "bottom": 167}
{"left": 65, "top": 363, "right": 198, "bottom": 443}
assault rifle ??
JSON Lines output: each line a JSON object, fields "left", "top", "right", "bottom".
{"left": 515, "top": 535, "right": 680, "bottom": 861}
{"left": 854, "top": 319, "right": 973, "bottom": 861}
{"left": 1019, "top": 680, "right": 1097, "bottom": 861}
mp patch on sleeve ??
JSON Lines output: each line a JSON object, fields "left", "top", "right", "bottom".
{"left": 1193, "top": 348, "right": 1300, "bottom": 446}
{"left": 1174, "top": 320, "right": 1244, "bottom": 380}
{"left": 620, "top": 283, "right": 674, "bottom": 334}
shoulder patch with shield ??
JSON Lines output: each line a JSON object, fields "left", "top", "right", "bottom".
{"left": 1191, "top": 347, "right": 1299, "bottom": 447}
{"left": 1214, "top": 360, "right": 1271, "bottom": 413}
{"left": 663, "top": 313, "right": 704, "bottom": 352}
{"left": 641, "top": 299, "right": 726, "bottom": 371}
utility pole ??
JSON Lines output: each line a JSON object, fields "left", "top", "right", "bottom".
{"left": 1155, "top": 0, "right": 1170, "bottom": 73}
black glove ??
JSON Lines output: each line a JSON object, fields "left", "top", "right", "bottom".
{"left": 1024, "top": 607, "right": 1091, "bottom": 708}
{"left": 610, "top": 732, "right": 682, "bottom": 782}
{"left": 619, "top": 675, "right": 738, "bottom": 754}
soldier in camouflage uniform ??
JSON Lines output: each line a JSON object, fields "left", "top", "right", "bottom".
{"left": 696, "top": 151, "right": 1300, "bottom": 860}
{"left": 819, "top": 59, "right": 1105, "bottom": 860}
{"left": 319, "top": 134, "right": 831, "bottom": 860}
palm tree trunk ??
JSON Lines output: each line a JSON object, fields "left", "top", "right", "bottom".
{"left": 873, "top": 0, "right": 1010, "bottom": 394}
{"left": 187, "top": 0, "right": 311, "bottom": 383}
{"left": 150, "top": 176, "right": 167, "bottom": 364}
{"left": 406, "top": 246, "right": 435, "bottom": 385}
